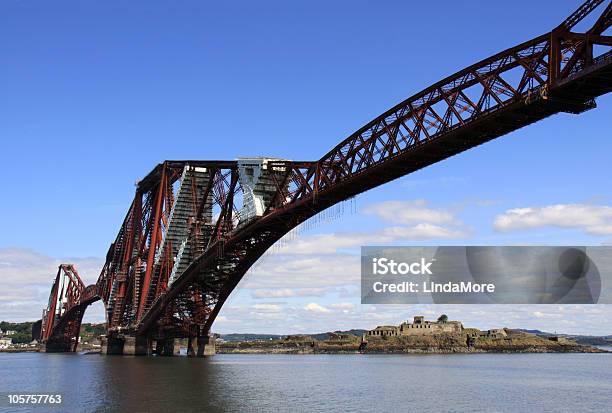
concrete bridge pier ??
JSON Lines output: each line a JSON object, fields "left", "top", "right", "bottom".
{"left": 155, "top": 338, "right": 180, "bottom": 356}
{"left": 42, "top": 340, "right": 75, "bottom": 353}
{"left": 101, "top": 335, "right": 152, "bottom": 355}
{"left": 186, "top": 336, "right": 214, "bottom": 357}
{"left": 187, "top": 336, "right": 196, "bottom": 357}
{"left": 196, "top": 335, "right": 216, "bottom": 357}
{"left": 100, "top": 335, "right": 124, "bottom": 355}
{"left": 123, "top": 336, "right": 152, "bottom": 356}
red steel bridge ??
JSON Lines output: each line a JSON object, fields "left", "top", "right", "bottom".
{"left": 40, "top": 0, "right": 612, "bottom": 355}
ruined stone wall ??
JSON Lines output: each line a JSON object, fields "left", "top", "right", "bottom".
{"left": 399, "top": 321, "right": 462, "bottom": 336}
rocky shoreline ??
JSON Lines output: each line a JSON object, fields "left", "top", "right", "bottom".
{"left": 217, "top": 330, "right": 608, "bottom": 355}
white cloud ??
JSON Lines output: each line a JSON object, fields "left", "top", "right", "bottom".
{"left": 279, "top": 233, "right": 374, "bottom": 254}
{"left": 380, "top": 223, "right": 466, "bottom": 239}
{"left": 0, "top": 248, "right": 105, "bottom": 322}
{"left": 244, "top": 254, "right": 360, "bottom": 289}
{"left": 532, "top": 311, "right": 562, "bottom": 319}
{"left": 494, "top": 204, "right": 612, "bottom": 235}
{"left": 304, "top": 302, "right": 330, "bottom": 313}
{"left": 272, "top": 199, "right": 467, "bottom": 255}
{"left": 363, "top": 199, "right": 457, "bottom": 225}
{"left": 251, "top": 288, "right": 327, "bottom": 298}
{"left": 252, "top": 304, "right": 282, "bottom": 313}
{"left": 276, "top": 224, "right": 466, "bottom": 255}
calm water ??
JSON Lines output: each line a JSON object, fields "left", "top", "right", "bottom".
{"left": 1, "top": 352, "right": 611, "bottom": 412}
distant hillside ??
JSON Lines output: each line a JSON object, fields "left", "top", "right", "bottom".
{"left": 220, "top": 334, "right": 283, "bottom": 342}
{"left": 516, "top": 329, "right": 550, "bottom": 335}
{"left": 309, "top": 330, "right": 367, "bottom": 341}
{"left": 220, "top": 330, "right": 367, "bottom": 342}
{"left": 516, "top": 329, "right": 612, "bottom": 346}
{"left": 0, "top": 321, "right": 106, "bottom": 344}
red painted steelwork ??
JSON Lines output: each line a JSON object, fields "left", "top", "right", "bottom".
{"left": 41, "top": 265, "right": 100, "bottom": 352}
{"left": 39, "top": 0, "right": 612, "bottom": 350}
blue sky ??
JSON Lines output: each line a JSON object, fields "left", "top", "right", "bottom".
{"left": 1, "top": 0, "right": 611, "bottom": 334}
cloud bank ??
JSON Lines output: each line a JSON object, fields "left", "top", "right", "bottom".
{"left": 0, "top": 248, "right": 104, "bottom": 322}
{"left": 494, "top": 203, "right": 612, "bottom": 235}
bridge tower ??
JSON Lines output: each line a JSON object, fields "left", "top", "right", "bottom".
{"left": 40, "top": 265, "right": 100, "bottom": 352}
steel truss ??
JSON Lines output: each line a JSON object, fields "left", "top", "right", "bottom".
{"left": 40, "top": 0, "right": 612, "bottom": 349}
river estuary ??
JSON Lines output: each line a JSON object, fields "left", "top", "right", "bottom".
{"left": 1, "top": 352, "right": 611, "bottom": 412}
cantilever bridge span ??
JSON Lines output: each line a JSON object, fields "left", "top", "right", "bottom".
{"left": 41, "top": 0, "right": 612, "bottom": 355}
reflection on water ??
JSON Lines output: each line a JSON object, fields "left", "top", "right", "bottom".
{"left": 1, "top": 352, "right": 612, "bottom": 412}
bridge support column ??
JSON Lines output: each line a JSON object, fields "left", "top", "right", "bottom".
{"left": 187, "top": 336, "right": 197, "bottom": 357}
{"left": 141, "top": 336, "right": 154, "bottom": 355}
{"left": 123, "top": 336, "right": 151, "bottom": 356}
{"left": 101, "top": 335, "right": 124, "bottom": 355}
{"left": 156, "top": 338, "right": 179, "bottom": 356}
{"left": 43, "top": 342, "right": 73, "bottom": 353}
{"left": 187, "top": 336, "right": 194, "bottom": 357}
{"left": 196, "top": 335, "right": 215, "bottom": 357}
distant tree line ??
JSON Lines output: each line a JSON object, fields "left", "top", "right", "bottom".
{"left": 0, "top": 321, "right": 107, "bottom": 344}
{"left": 80, "top": 323, "right": 106, "bottom": 341}
{"left": 0, "top": 321, "right": 35, "bottom": 344}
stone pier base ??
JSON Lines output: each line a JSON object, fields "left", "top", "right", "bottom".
{"left": 155, "top": 338, "right": 180, "bottom": 356}
{"left": 100, "top": 335, "right": 124, "bottom": 355}
{"left": 187, "top": 336, "right": 195, "bottom": 357}
{"left": 101, "top": 335, "right": 152, "bottom": 356}
{"left": 99, "top": 335, "right": 207, "bottom": 357}
{"left": 123, "top": 336, "right": 151, "bottom": 356}
{"left": 196, "top": 335, "right": 216, "bottom": 357}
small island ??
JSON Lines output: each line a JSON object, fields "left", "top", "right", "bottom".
{"left": 217, "top": 315, "right": 608, "bottom": 354}
{"left": 1, "top": 316, "right": 609, "bottom": 354}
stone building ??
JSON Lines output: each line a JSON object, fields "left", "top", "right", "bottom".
{"left": 547, "top": 335, "right": 569, "bottom": 343}
{"left": 367, "top": 326, "right": 400, "bottom": 337}
{"left": 398, "top": 316, "right": 463, "bottom": 336}
{"left": 366, "top": 316, "right": 463, "bottom": 338}
{"left": 466, "top": 328, "right": 508, "bottom": 339}
{"left": 486, "top": 329, "right": 507, "bottom": 339}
